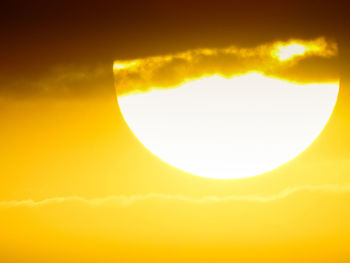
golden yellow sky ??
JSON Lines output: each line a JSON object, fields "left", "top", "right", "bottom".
{"left": 1, "top": 1, "right": 350, "bottom": 262}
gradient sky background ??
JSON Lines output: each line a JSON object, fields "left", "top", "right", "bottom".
{"left": 1, "top": 0, "right": 350, "bottom": 262}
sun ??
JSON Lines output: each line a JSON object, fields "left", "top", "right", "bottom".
{"left": 117, "top": 73, "right": 338, "bottom": 179}
{"left": 114, "top": 38, "right": 339, "bottom": 179}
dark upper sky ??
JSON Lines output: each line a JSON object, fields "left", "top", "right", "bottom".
{"left": 1, "top": 0, "right": 349, "bottom": 98}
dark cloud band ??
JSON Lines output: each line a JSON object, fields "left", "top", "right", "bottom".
{"left": 114, "top": 37, "right": 338, "bottom": 96}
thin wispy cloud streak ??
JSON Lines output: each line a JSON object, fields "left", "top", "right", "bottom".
{"left": 1, "top": 184, "right": 350, "bottom": 208}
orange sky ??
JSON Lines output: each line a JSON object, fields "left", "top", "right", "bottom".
{"left": 1, "top": 1, "right": 350, "bottom": 262}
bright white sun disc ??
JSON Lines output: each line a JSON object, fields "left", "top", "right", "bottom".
{"left": 118, "top": 73, "right": 339, "bottom": 179}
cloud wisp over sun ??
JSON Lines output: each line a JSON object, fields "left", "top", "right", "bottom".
{"left": 114, "top": 37, "right": 338, "bottom": 96}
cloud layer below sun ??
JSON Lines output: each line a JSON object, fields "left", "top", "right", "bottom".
{"left": 1, "top": 182, "right": 350, "bottom": 263}
{"left": 114, "top": 37, "right": 338, "bottom": 96}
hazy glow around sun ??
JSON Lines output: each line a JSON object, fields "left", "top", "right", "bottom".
{"left": 118, "top": 73, "right": 338, "bottom": 179}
